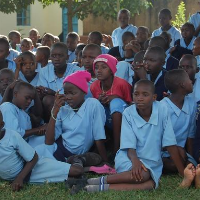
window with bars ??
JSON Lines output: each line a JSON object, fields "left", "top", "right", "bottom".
{"left": 17, "top": 6, "right": 31, "bottom": 26}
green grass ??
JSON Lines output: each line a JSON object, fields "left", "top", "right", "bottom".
{"left": 1, "top": 175, "right": 200, "bottom": 200}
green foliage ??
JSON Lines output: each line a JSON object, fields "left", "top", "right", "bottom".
{"left": 172, "top": 1, "right": 186, "bottom": 29}
{"left": 0, "top": 0, "right": 34, "bottom": 13}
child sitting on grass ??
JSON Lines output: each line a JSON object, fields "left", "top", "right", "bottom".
{"left": 68, "top": 80, "right": 185, "bottom": 193}
{"left": 91, "top": 54, "right": 132, "bottom": 155}
{"left": 161, "top": 69, "right": 197, "bottom": 174}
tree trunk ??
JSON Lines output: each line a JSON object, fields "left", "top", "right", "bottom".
{"left": 67, "top": 0, "right": 73, "bottom": 32}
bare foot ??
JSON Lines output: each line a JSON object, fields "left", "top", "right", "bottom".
{"left": 195, "top": 164, "right": 200, "bottom": 188}
{"left": 180, "top": 163, "right": 195, "bottom": 188}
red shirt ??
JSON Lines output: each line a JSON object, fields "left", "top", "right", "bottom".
{"left": 90, "top": 76, "right": 132, "bottom": 103}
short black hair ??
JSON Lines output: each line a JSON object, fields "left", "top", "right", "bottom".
{"left": 137, "top": 26, "right": 150, "bottom": 34}
{"left": 118, "top": 9, "right": 130, "bottom": 18}
{"left": 159, "top": 8, "right": 172, "bottom": 17}
{"left": 42, "top": 33, "right": 55, "bottom": 42}
{"left": 37, "top": 46, "right": 50, "bottom": 60}
{"left": 164, "top": 69, "right": 188, "bottom": 93}
{"left": 66, "top": 32, "right": 80, "bottom": 41}
{"left": 180, "top": 54, "right": 197, "bottom": 68}
{"left": 134, "top": 50, "right": 146, "bottom": 63}
{"left": 134, "top": 79, "right": 155, "bottom": 94}
{"left": 13, "top": 81, "right": 35, "bottom": 93}
{"left": 51, "top": 42, "right": 68, "bottom": 53}
{"left": 29, "top": 28, "right": 39, "bottom": 35}
{"left": 21, "top": 38, "right": 33, "bottom": 46}
{"left": 89, "top": 31, "right": 103, "bottom": 42}
{"left": 8, "top": 30, "right": 21, "bottom": 39}
{"left": 0, "top": 68, "right": 14, "bottom": 79}
{"left": 76, "top": 43, "right": 86, "bottom": 52}
{"left": 83, "top": 44, "right": 102, "bottom": 55}
{"left": 181, "top": 22, "right": 195, "bottom": 32}
{"left": 0, "top": 38, "right": 9, "bottom": 50}
{"left": 146, "top": 46, "right": 166, "bottom": 60}
{"left": 149, "top": 36, "right": 168, "bottom": 50}
{"left": 20, "top": 51, "right": 36, "bottom": 63}
{"left": 122, "top": 31, "right": 135, "bottom": 42}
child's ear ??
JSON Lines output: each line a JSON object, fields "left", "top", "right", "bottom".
{"left": 153, "top": 94, "right": 157, "bottom": 101}
{"left": 13, "top": 90, "right": 18, "bottom": 98}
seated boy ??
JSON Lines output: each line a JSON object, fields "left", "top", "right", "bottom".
{"left": 132, "top": 46, "right": 168, "bottom": 101}
{"left": 149, "top": 36, "right": 179, "bottom": 71}
{"left": 87, "top": 31, "right": 109, "bottom": 54}
{"left": 0, "top": 81, "right": 46, "bottom": 148}
{"left": 35, "top": 46, "right": 50, "bottom": 72}
{"left": 8, "top": 30, "right": 21, "bottom": 52}
{"left": 179, "top": 54, "right": 200, "bottom": 102}
{"left": 41, "top": 33, "right": 55, "bottom": 48}
{"left": 151, "top": 8, "right": 181, "bottom": 46}
{"left": 112, "top": 9, "right": 137, "bottom": 47}
{"left": 161, "top": 69, "right": 197, "bottom": 174}
{"left": 136, "top": 26, "right": 150, "bottom": 50}
{"left": 68, "top": 80, "right": 185, "bottom": 193}
{"left": 0, "top": 38, "right": 16, "bottom": 71}
{"left": 20, "top": 38, "right": 34, "bottom": 53}
{"left": 66, "top": 32, "right": 80, "bottom": 63}
{"left": 29, "top": 28, "right": 41, "bottom": 52}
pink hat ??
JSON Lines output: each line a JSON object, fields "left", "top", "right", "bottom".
{"left": 93, "top": 54, "right": 118, "bottom": 74}
{"left": 63, "top": 71, "right": 91, "bottom": 93}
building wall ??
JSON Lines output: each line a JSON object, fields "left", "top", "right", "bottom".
{"left": 83, "top": 0, "right": 200, "bottom": 35}
{"left": 0, "top": 0, "right": 62, "bottom": 38}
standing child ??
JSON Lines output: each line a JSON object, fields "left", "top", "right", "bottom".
{"left": 132, "top": 46, "right": 168, "bottom": 101}
{"left": 66, "top": 32, "right": 80, "bottom": 63}
{"left": 136, "top": 26, "right": 150, "bottom": 50}
{"left": 179, "top": 54, "right": 200, "bottom": 103}
{"left": 88, "top": 31, "right": 109, "bottom": 54}
{"left": 35, "top": 46, "right": 50, "bottom": 72}
{"left": 91, "top": 54, "right": 132, "bottom": 155}
{"left": 41, "top": 33, "right": 55, "bottom": 48}
{"left": 8, "top": 30, "right": 21, "bottom": 52}
{"left": 112, "top": 9, "right": 137, "bottom": 47}
{"left": 161, "top": 69, "right": 197, "bottom": 174}
{"left": 29, "top": 28, "right": 41, "bottom": 52}
{"left": 46, "top": 70, "right": 108, "bottom": 162}
{"left": 69, "top": 80, "right": 185, "bottom": 193}
{"left": 151, "top": 8, "right": 181, "bottom": 46}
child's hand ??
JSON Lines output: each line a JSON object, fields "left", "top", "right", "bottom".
{"left": 53, "top": 92, "right": 65, "bottom": 116}
{"left": 14, "top": 56, "right": 22, "bottom": 70}
{"left": 11, "top": 177, "right": 23, "bottom": 191}
{"left": 133, "top": 63, "right": 147, "bottom": 79}
{"left": 98, "top": 93, "right": 109, "bottom": 105}
{"left": 102, "top": 34, "right": 112, "bottom": 46}
{"left": 35, "top": 123, "right": 48, "bottom": 136}
{"left": 131, "top": 158, "right": 147, "bottom": 182}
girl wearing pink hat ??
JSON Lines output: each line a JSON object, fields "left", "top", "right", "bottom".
{"left": 45, "top": 70, "right": 108, "bottom": 163}
{"left": 90, "top": 54, "right": 132, "bottom": 157}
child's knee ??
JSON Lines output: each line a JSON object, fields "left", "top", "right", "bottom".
{"left": 69, "top": 165, "right": 84, "bottom": 177}
{"left": 110, "top": 98, "right": 127, "bottom": 115}
{"left": 42, "top": 95, "right": 55, "bottom": 110}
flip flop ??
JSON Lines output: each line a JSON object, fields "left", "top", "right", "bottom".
{"left": 88, "top": 164, "right": 116, "bottom": 174}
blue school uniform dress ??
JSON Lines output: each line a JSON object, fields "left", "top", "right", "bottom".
{"left": 52, "top": 98, "right": 106, "bottom": 161}
{"left": 115, "top": 61, "right": 134, "bottom": 85}
{"left": 115, "top": 101, "right": 177, "bottom": 188}
{"left": 19, "top": 72, "right": 39, "bottom": 87}
{"left": 0, "top": 102, "right": 44, "bottom": 148}
{"left": 7, "top": 49, "right": 20, "bottom": 61}
{"left": 0, "top": 129, "right": 71, "bottom": 183}
{"left": 37, "top": 63, "right": 79, "bottom": 94}
{"left": 189, "top": 13, "right": 200, "bottom": 37}
{"left": 101, "top": 45, "right": 109, "bottom": 54}
{"left": 68, "top": 50, "right": 76, "bottom": 63}
{"left": 112, "top": 24, "right": 138, "bottom": 47}
{"left": 6, "top": 58, "right": 16, "bottom": 72}
{"left": 151, "top": 26, "right": 181, "bottom": 46}
{"left": 160, "top": 97, "right": 197, "bottom": 165}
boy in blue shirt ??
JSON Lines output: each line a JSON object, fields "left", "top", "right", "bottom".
{"left": 112, "top": 9, "right": 137, "bottom": 47}
{"left": 132, "top": 46, "right": 168, "bottom": 101}
{"left": 8, "top": 30, "right": 21, "bottom": 52}
{"left": 161, "top": 69, "right": 197, "bottom": 174}
{"left": 152, "top": 8, "right": 181, "bottom": 46}
{"left": 69, "top": 80, "right": 185, "bottom": 193}
{"left": 66, "top": 32, "right": 80, "bottom": 63}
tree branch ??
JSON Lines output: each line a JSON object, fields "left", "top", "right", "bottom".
{"left": 72, "top": 0, "right": 95, "bottom": 16}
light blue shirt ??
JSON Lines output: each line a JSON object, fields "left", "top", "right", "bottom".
{"left": 6, "top": 58, "right": 16, "bottom": 72}
{"left": 37, "top": 63, "right": 79, "bottom": 94}
{"left": 101, "top": 45, "right": 109, "bottom": 54}
{"left": 0, "top": 129, "right": 35, "bottom": 180}
{"left": 161, "top": 97, "right": 196, "bottom": 148}
{"left": 115, "top": 101, "right": 176, "bottom": 188}
{"left": 112, "top": 24, "right": 138, "bottom": 47}
{"left": 19, "top": 72, "right": 39, "bottom": 87}
{"left": 189, "top": 13, "right": 200, "bottom": 37}
{"left": 55, "top": 98, "right": 106, "bottom": 155}
{"left": 151, "top": 26, "right": 181, "bottom": 46}
{"left": 36, "top": 62, "right": 51, "bottom": 73}
{"left": 7, "top": 49, "right": 20, "bottom": 61}
{"left": 115, "top": 61, "right": 133, "bottom": 85}
{"left": 68, "top": 50, "right": 76, "bottom": 63}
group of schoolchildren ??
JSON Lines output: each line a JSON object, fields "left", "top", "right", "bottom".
{"left": 1, "top": 4, "right": 200, "bottom": 194}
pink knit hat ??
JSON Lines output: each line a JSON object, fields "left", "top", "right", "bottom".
{"left": 63, "top": 71, "right": 91, "bottom": 93}
{"left": 93, "top": 54, "right": 118, "bottom": 74}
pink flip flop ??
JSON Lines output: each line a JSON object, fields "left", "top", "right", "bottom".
{"left": 89, "top": 164, "right": 116, "bottom": 174}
